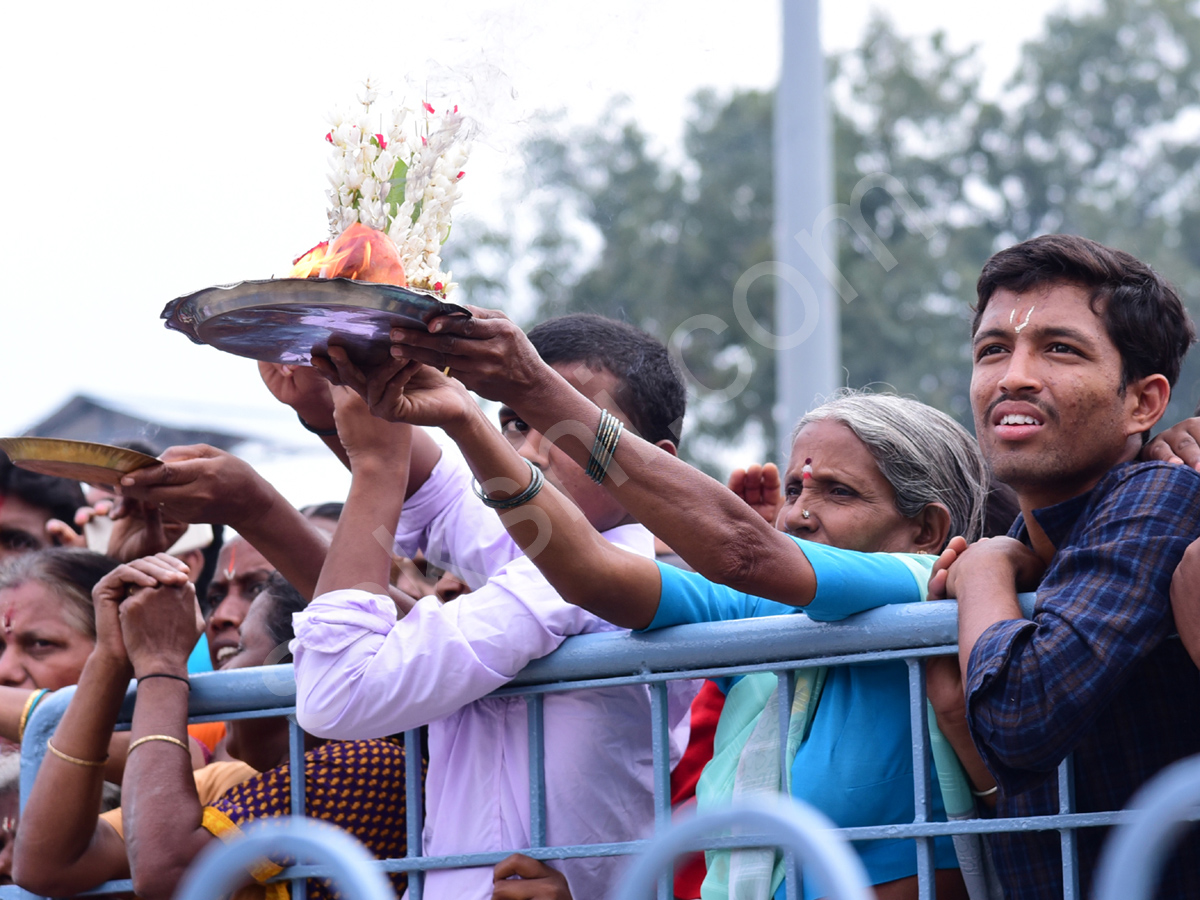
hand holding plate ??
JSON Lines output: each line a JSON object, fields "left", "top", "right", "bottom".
{"left": 323, "top": 349, "right": 478, "bottom": 433}
{"left": 329, "top": 385, "right": 412, "bottom": 474}
{"left": 259, "top": 361, "right": 335, "bottom": 430}
{"left": 104, "top": 497, "right": 188, "bottom": 563}
{"left": 389, "top": 306, "right": 550, "bottom": 406}
{"left": 117, "top": 445, "right": 272, "bottom": 534}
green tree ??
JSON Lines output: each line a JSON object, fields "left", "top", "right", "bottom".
{"left": 509, "top": 94, "right": 778, "bottom": 470}
{"left": 464, "top": 0, "right": 1200, "bottom": 471}
{"left": 987, "top": 0, "right": 1200, "bottom": 423}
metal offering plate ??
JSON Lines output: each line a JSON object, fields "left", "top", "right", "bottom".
{"left": 161, "top": 278, "right": 471, "bottom": 367}
{"left": 0, "top": 437, "right": 161, "bottom": 486}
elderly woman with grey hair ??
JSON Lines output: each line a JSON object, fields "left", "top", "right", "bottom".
{"left": 323, "top": 309, "right": 998, "bottom": 900}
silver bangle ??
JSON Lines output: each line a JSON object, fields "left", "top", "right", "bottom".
{"left": 472, "top": 459, "right": 546, "bottom": 510}
{"left": 971, "top": 784, "right": 999, "bottom": 798}
{"left": 586, "top": 410, "right": 624, "bottom": 484}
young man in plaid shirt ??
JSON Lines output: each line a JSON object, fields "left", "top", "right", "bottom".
{"left": 933, "top": 234, "right": 1200, "bottom": 899}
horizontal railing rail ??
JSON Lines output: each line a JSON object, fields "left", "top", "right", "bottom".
{"left": 10, "top": 592, "right": 1151, "bottom": 900}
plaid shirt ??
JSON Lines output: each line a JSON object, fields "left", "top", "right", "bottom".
{"left": 965, "top": 461, "right": 1200, "bottom": 900}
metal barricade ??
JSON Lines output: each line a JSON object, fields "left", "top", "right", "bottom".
{"left": 175, "top": 818, "right": 394, "bottom": 900}
{"left": 1092, "top": 754, "right": 1200, "bottom": 900}
{"left": 5, "top": 595, "right": 1132, "bottom": 900}
{"left": 613, "top": 797, "right": 873, "bottom": 900}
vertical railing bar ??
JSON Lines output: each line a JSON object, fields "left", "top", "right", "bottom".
{"left": 776, "top": 670, "right": 795, "bottom": 787}
{"left": 778, "top": 670, "right": 800, "bottom": 900}
{"left": 1059, "top": 754, "right": 1079, "bottom": 900}
{"left": 527, "top": 694, "right": 547, "bottom": 848}
{"left": 287, "top": 715, "right": 308, "bottom": 900}
{"left": 650, "top": 681, "right": 672, "bottom": 900}
{"left": 908, "top": 659, "right": 934, "bottom": 900}
{"left": 405, "top": 727, "right": 425, "bottom": 900}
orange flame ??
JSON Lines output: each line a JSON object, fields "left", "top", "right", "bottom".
{"left": 289, "top": 223, "right": 407, "bottom": 286}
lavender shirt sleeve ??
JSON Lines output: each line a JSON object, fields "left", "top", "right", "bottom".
{"left": 292, "top": 526, "right": 653, "bottom": 739}
{"left": 392, "top": 451, "right": 521, "bottom": 590}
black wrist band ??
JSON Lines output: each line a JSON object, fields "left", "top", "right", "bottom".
{"left": 297, "top": 412, "right": 338, "bottom": 437}
{"left": 137, "top": 672, "right": 191, "bottom": 690}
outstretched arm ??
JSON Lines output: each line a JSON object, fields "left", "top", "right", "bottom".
{"left": 314, "top": 385, "right": 415, "bottom": 602}
{"left": 321, "top": 357, "right": 663, "bottom": 628}
{"left": 383, "top": 310, "right": 817, "bottom": 605}
{"left": 260, "top": 360, "right": 443, "bottom": 486}
{"left": 117, "top": 446, "right": 329, "bottom": 598}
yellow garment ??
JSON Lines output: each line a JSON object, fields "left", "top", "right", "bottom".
{"left": 101, "top": 761, "right": 257, "bottom": 837}
{"left": 100, "top": 739, "right": 412, "bottom": 900}
{"left": 100, "top": 761, "right": 272, "bottom": 900}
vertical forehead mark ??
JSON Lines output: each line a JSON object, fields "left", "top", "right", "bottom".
{"left": 223, "top": 544, "right": 237, "bottom": 581}
{"left": 801, "top": 458, "right": 813, "bottom": 480}
{"left": 1013, "top": 304, "right": 1036, "bottom": 334}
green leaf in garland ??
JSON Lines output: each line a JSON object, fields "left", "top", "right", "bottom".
{"left": 385, "top": 158, "right": 408, "bottom": 209}
{"left": 411, "top": 199, "right": 423, "bottom": 224}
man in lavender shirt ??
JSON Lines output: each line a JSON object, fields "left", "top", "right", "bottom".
{"left": 291, "top": 315, "right": 697, "bottom": 900}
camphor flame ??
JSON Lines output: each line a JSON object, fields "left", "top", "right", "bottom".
{"left": 289, "top": 223, "right": 408, "bottom": 286}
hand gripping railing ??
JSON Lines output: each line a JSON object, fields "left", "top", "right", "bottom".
{"left": 9, "top": 593, "right": 1124, "bottom": 900}
{"left": 612, "top": 797, "right": 873, "bottom": 900}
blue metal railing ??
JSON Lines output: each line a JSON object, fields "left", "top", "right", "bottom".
{"left": 614, "top": 798, "right": 873, "bottom": 900}
{"left": 8, "top": 596, "right": 1142, "bottom": 900}
{"left": 174, "top": 819, "right": 394, "bottom": 900}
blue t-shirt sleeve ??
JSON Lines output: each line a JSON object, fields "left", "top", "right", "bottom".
{"left": 798, "top": 539, "right": 933, "bottom": 621}
{"left": 645, "top": 560, "right": 795, "bottom": 630}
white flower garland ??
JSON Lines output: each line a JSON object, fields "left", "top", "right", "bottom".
{"left": 324, "top": 79, "right": 470, "bottom": 295}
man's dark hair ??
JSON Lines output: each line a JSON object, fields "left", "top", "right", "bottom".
{"left": 258, "top": 571, "right": 308, "bottom": 664}
{"left": 527, "top": 314, "right": 686, "bottom": 446}
{"left": 0, "top": 456, "right": 86, "bottom": 530}
{"left": 974, "top": 234, "right": 1196, "bottom": 390}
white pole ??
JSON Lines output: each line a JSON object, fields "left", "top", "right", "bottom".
{"left": 774, "top": 0, "right": 838, "bottom": 464}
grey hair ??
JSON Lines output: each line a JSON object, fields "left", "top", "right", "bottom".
{"left": 0, "top": 549, "right": 120, "bottom": 641}
{"left": 795, "top": 389, "right": 988, "bottom": 545}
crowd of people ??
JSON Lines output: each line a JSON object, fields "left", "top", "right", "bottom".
{"left": 2, "top": 232, "right": 1200, "bottom": 900}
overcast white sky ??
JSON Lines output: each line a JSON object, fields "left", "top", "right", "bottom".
{"left": 1, "top": 0, "right": 1078, "bottom": 503}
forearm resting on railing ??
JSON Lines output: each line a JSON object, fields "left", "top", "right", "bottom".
{"left": 13, "top": 652, "right": 131, "bottom": 895}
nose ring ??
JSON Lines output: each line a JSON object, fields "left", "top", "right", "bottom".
{"left": 801, "top": 509, "right": 810, "bottom": 519}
